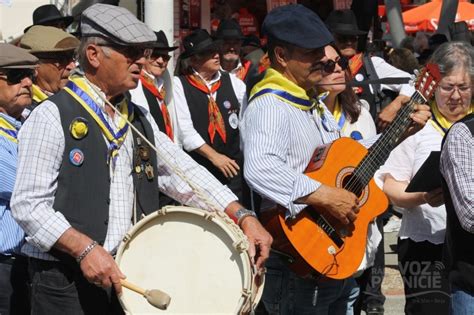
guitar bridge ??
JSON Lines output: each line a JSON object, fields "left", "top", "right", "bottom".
{"left": 308, "top": 211, "right": 344, "bottom": 248}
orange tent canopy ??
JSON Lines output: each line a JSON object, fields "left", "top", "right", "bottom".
{"left": 403, "top": 0, "right": 474, "bottom": 33}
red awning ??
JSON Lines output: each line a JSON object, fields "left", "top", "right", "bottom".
{"left": 402, "top": 0, "right": 474, "bottom": 33}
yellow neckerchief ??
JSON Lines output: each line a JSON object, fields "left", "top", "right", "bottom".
{"left": 250, "top": 68, "right": 316, "bottom": 111}
{"left": 32, "top": 84, "right": 49, "bottom": 103}
{"left": 430, "top": 100, "right": 474, "bottom": 136}
{"left": 331, "top": 97, "right": 348, "bottom": 132}
{"left": 0, "top": 114, "right": 18, "bottom": 143}
{"left": 64, "top": 75, "right": 132, "bottom": 164}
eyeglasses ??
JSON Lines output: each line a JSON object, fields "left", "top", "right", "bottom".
{"left": 314, "top": 57, "right": 349, "bottom": 74}
{"left": 97, "top": 44, "right": 153, "bottom": 60}
{"left": 150, "top": 51, "right": 171, "bottom": 62}
{"left": 0, "top": 68, "right": 35, "bottom": 84}
{"left": 438, "top": 84, "right": 472, "bottom": 96}
{"left": 38, "top": 52, "right": 76, "bottom": 67}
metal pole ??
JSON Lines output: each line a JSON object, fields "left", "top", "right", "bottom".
{"left": 384, "top": 0, "right": 406, "bottom": 48}
{"left": 436, "top": 0, "right": 459, "bottom": 39}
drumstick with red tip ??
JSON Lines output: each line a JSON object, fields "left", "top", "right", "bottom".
{"left": 121, "top": 279, "right": 171, "bottom": 310}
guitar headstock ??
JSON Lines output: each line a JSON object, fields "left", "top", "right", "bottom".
{"left": 414, "top": 63, "right": 442, "bottom": 101}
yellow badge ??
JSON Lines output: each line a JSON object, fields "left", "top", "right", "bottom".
{"left": 70, "top": 117, "right": 89, "bottom": 140}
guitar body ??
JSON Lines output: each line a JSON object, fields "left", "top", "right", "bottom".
{"left": 263, "top": 64, "right": 441, "bottom": 280}
{"left": 268, "top": 137, "right": 389, "bottom": 280}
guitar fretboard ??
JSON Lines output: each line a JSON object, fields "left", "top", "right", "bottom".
{"left": 344, "top": 91, "right": 427, "bottom": 195}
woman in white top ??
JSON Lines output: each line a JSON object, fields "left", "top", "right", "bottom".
{"left": 316, "top": 44, "right": 381, "bottom": 315}
{"left": 375, "top": 41, "right": 474, "bottom": 315}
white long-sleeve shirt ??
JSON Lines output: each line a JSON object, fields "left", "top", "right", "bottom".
{"left": 375, "top": 122, "right": 446, "bottom": 244}
{"left": 173, "top": 71, "right": 247, "bottom": 152}
{"left": 11, "top": 82, "right": 237, "bottom": 261}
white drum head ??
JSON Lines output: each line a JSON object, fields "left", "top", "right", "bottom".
{"left": 116, "top": 206, "right": 254, "bottom": 314}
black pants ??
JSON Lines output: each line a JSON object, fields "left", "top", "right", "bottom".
{"left": 28, "top": 258, "right": 124, "bottom": 315}
{"left": 397, "top": 238, "right": 449, "bottom": 315}
{"left": 354, "top": 216, "right": 386, "bottom": 314}
{"left": 0, "top": 255, "right": 30, "bottom": 315}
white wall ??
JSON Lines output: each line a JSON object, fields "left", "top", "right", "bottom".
{"left": 0, "top": 0, "right": 50, "bottom": 42}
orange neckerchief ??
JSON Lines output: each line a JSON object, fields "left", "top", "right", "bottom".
{"left": 258, "top": 53, "right": 270, "bottom": 74}
{"left": 140, "top": 74, "right": 174, "bottom": 140}
{"left": 349, "top": 53, "right": 364, "bottom": 76}
{"left": 186, "top": 74, "right": 226, "bottom": 144}
{"left": 349, "top": 53, "right": 364, "bottom": 94}
{"left": 235, "top": 60, "right": 252, "bottom": 81}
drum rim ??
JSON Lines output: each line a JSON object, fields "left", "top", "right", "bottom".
{"left": 115, "top": 205, "right": 256, "bottom": 313}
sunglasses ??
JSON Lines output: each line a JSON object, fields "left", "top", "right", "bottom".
{"left": 98, "top": 44, "right": 153, "bottom": 61}
{"left": 314, "top": 57, "right": 349, "bottom": 74}
{"left": 335, "top": 34, "right": 359, "bottom": 43}
{"left": 0, "top": 68, "right": 35, "bottom": 84}
{"left": 150, "top": 51, "right": 171, "bottom": 62}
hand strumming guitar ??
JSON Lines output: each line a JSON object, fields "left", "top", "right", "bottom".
{"left": 298, "top": 185, "right": 360, "bottom": 225}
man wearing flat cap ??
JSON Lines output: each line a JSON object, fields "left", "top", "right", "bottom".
{"left": 0, "top": 43, "right": 37, "bottom": 315}
{"left": 174, "top": 29, "right": 248, "bottom": 203}
{"left": 241, "top": 4, "right": 431, "bottom": 314}
{"left": 326, "top": 9, "right": 415, "bottom": 132}
{"left": 20, "top": 25, "right": 79, "bottom": 112}
{"left": 11, "top": 4, "right": 271, "bottom": 313}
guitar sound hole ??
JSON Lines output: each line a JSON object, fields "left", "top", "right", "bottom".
{"left": 342, "top": 174, "right": 363, "bottom": 197}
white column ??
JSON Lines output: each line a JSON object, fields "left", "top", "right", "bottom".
{"left": 144, "top": 0, "right": 175, "bottom": 71}
{"left": 144, "top": 0, "right": 174, "bottom": 46}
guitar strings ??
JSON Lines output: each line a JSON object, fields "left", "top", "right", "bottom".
{"left": 343, "top": 90, "right": 427, "bottom": 195}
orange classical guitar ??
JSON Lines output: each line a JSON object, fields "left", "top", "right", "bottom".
{"left": 264, "top": 64, "right": 441, "bottom": 280}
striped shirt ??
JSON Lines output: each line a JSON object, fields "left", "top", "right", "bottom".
{"left": 0, "top": 113, "right": 24, "bottom": 256}
{"left": 11, "top": 84, "right": 237, "bottom": 261}
{"left": 241, "top": 94, "right": 377, "bottom": 217}
{"left": 440, "top": 121, "right": 474, "bottom": 233}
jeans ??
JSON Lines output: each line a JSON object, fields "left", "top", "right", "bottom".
{"left": 450, "top": 285, "right": 474, "bottom": 315}
{"left": 261, "top": 253, "right": 359, "bottom": 315}
{"left": 0, "top": 255, "right": 30, "bottom": 315}
{"left": 355, "top": 216, "right": 386, "bottom": 314}
{"left": 28, "top": 258, "right": 123, "bottom": 315}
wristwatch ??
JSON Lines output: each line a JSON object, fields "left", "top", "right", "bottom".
{"left": 235, "top": 208, "right": 257, "bottom": 225}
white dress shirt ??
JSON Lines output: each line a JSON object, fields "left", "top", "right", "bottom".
{"left": 129, "top": 69, "right": 181, "bottom": 146}
{"left": 375, "top": 122, "right": 446, "bottom": 244}
{"left": 11, "top": 79, "right": 237, "bottom": 261}
{"left": 371, "top": 56, "right": 415, "bottom": 97}
{"left": 241, "top": 94, "right": 377, "bottom": 217}
{"left": 173, "top": 70, "right": 247, "bottom": 152}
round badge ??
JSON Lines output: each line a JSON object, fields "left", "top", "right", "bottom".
{"left": 69, "top": 148, "right": 85, "bottom": 166}
{"left": 69, "top": 117, "right": 89, "bottom": 140}
{"left": 228, "top": 113, "right": 239, "bottom": 130}
{"left": 355, "top": 73, "right": 364, "bottom": 82}
{"left": 223, "top": 100, "right": 232, "bottom": 109}
{"left": 350, "top": 131, "right": 363, "bottom": 140}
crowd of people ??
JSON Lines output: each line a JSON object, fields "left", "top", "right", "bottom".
{"left": 0, "top": 3, "right": 472, "bottom": 315}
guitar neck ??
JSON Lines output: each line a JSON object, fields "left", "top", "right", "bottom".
{"left": 350, "top": 91, "right": 427, "bottom": 191}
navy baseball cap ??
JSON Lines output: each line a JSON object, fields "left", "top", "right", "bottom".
{"left": 262, "top": 4, "right": 334, "bottom": 49}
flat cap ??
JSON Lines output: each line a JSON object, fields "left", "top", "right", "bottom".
{"left": 0, "top": 43, "right": 38, "bottom": 69}
{"left": 81, "top": 4, "right": 156, "bottom": 45}
{"left": 262, "top": 4, "right": 334, "bottom": 49}
{"left": 21, "top": 26, "right": 80, "bottom": 54}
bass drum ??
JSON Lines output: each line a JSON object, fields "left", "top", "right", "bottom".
{"left": 115, "top": 206, "right": 264, "bottom": 314}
